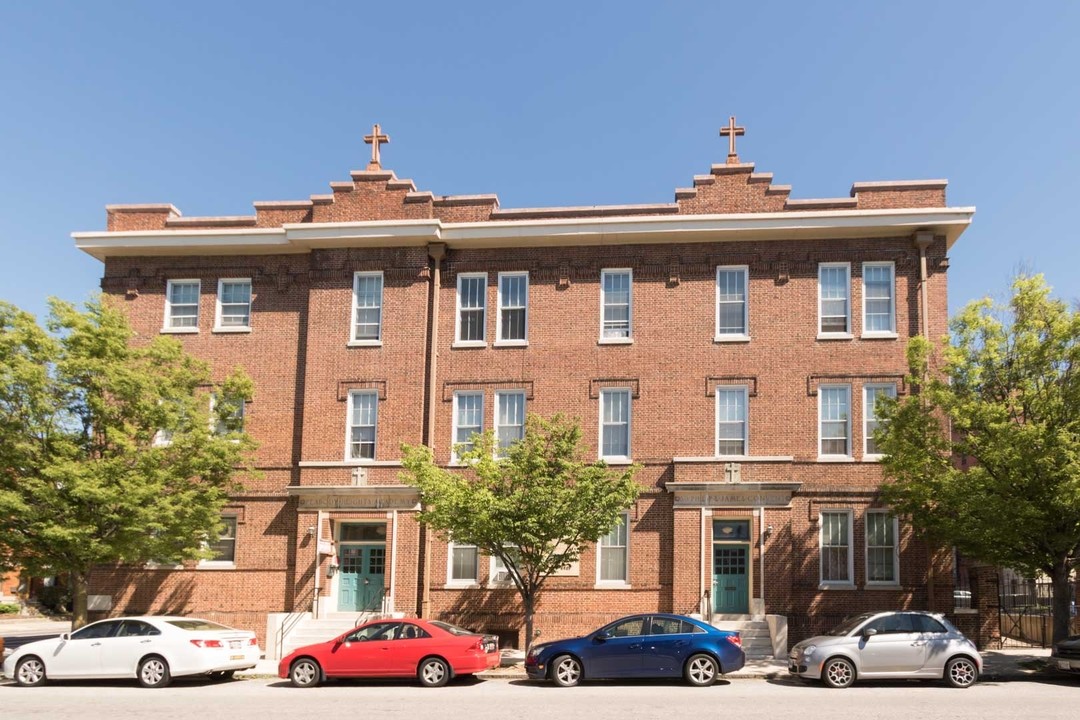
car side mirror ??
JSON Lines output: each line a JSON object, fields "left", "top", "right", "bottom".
{"left": 594, "top": 631, "right": 612, "bottom": 642}
{"left": 59, "top": 633, "right": 70, "bottom": 642}
{"left": 862, "top": 627, "right": 878, "bottom": 638}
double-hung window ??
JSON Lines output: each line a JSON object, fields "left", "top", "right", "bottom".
{"left": 495, "top": 390, "right": 526, "bottom": 457}
{"left": 866, "top": 511, "right": 899, "bottom": 584}
{"left": 819, "top": 385, "right": 851, "bottom": 457}
{"left": 864, "top": 383, "right": 897, "bottom": 458}
{"left": 818, "top": 263, "right": 851, "bottom": 336}
{"left": 597, "top": 513, "right": 629, "bottom": 585}
{"left": 715, "top": 387, "right": 748, "bottom": 456}
{"left": 456, "top": 273, "right": 487, "bottom": 345}
{"left": 452, "top": 392, "right": 483, "bottom": 462}
{"left": 600, "top": 269, "right": 632, "bottom": 341}
{"left": 599, "top": 388, "right": 631, "bottom": 461}
{"left": 201, "top": 515, "right": 237, "bottom": 567}
{"left": 862, "top": 262, "right": 896, "bottom": 336}
{"left": 164, "top": 279, "right": 200, "bottom": 332}
{"left": 448, "top": 542, "right": 478, "bottom": 585}
{"left": 351, "top": 271, "right": 384, "bottom": 344}
{"left": 819, "top": 510, "right": 852, "bottom": 585}
{"left": 347, "top": 391, "right": 378, "bottom": 460}
{"left": 215, "top": 279, "right": 251, "bottom": 331}
{"left": 210, "top": 393, "right": 245, "bottom": 436}
{"left": 496, "top": 272, "right": 528, "bottom": 344}
{"left": 715, "top": 266, "right": 749, "bottom": 340}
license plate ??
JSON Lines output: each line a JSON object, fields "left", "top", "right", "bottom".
{"left": 230, "top": 654, "right": 244, "bottom": 660}
{"left": 1059, "top": 660, "right": 1071, "bottom": 670}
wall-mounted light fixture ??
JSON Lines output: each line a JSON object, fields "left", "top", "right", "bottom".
{"left": 307, "top": 526, "right": 316, "bottom": 538}
{"left": 764, "top": 524, "right": 774, "bottom": 540}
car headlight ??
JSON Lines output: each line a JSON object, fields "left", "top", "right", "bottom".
{"left": 802, "top": 644, "right": 817, "bottom": 658}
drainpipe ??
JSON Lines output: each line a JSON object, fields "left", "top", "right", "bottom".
{"left": 420, "top": 243, "right": 446, "bottom": 619}
{"left": 313, "top": 510, "right": 324, "bottom": 618}
{"left": 759, "top": 506, "right": 766, "bottom": 616}
{"left": 700, "top": 508, "right": 707, "bottom": 619}
{"left": 913, "top": 230, "right": 936, "bottom": 610}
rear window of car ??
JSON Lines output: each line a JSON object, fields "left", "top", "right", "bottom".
{"left": 429, "top": 621, "right": 474, "bottom": 636}
{"left": 166, "top": 620, "right": 233, "bottom": 632}
{"left": 912, "top": 615, "right": 947, "bottom": 633}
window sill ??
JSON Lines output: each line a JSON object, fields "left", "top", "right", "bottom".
{"left": 144, "top": 563, "right": 184, "bottom": 570}
{"left": 862, "top": 455, "right": 884, "bottom": 463}
{"left": 197, "top": 562, "right": 236, "bottom": 570}
{"left": 160, "top": 327, "right": 199, "bottom": 334}
{"left": 817, "top": 456, "right": 855, "bottom": 463}
{"left": 347, "top": 339, "right": 383, "bottom": 347}
{"left": 713, "top": 335, "right": 751, "bottom": 344}
{"left": 443, "top": 582, "right": 481, "bottom": 590}
{"left": 594, "top": 582, "right": 632, "bottom": 590}
{"left": 452, "top": 341, "right": 487, "bottom": 349}
{"left": 601, "top": 457, "right": 634, "bottom": 465}
{"left": 818, "top": 583, "right": 856, "bottom": 591}
{"left": 297, "top": 460, "right": 403, "bottom": 467}
{"left": 863, "top": 583, "right": 902, "bottom": 590}
{"left": 486, "top": 582, "right": 515, "bottom": 589}
{"left": 860, "top": 332, "right": 898, "bottom": 340}
{"left": 817, "top": 332, "right": 853, "bottom": 341}
{"left": 493, "top": 340, "right": 528, "bottom": 348}
{"left": 212, "top": 326, "right": 252, "bottom": 334}
{"left": 597, "top": 337, "right": 633, "bottom": 345}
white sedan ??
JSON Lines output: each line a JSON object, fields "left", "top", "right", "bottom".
{"left": 1, "top": 616, "right": 260, "bottom": 688}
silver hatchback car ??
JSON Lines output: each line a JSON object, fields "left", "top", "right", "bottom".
{"left": 788, "top": 611, "right": 982, "bottom": 689}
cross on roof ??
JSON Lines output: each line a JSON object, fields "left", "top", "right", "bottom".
{"left": 364, "top": 123, "right": 390, "bottom": 170}
{"left": 719, "top": 116, "right": 745, "bottom": 164}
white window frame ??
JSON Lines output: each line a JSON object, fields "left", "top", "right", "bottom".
{"left": 494, "top": 390, "right": 526, "bottom": 458}
{"left": 599, "top": 268, "right": 633, "bottom": 344}
{"left": 451, "top": 391, "right": 484, "bottom": 464}
{"left": 446, "top": 541, "right": 480, "bottom": 587}
{"left": 818, "top": 384, "right": 852, "bottom": 459}
{"left": 861, "top": 261, "right": 897, "bottom": 338}
{"left": 715, "top": 385, "right": 749, "bottom": 457}
{"left": 488, "top": 546, "right": 518, "bottom": 586}
{"left": 349, "top": 271, "right": 384, "bottom": 346}
{"left": 819, "top": 509, "right": 853, "bottom": 586}
{"left": 345, "top": 390, "right": 379, "bottom": 462}
{"left": 209, "top": 393, "right": 245, "bottom": 437}
{"left": 454, "top": 272, "right": 488, "bottom": 347}
{"left": 715, "top": 265, "right": 750, "bottom": 342}
{"left": 863, "top": 383, "right": 897, "bottom": 459}
{"left": 598, "top": 388, "right": 632, "bottom": 463}
{"left": 495, "top": 271, "right": 529, "bottom": 346}
{"left": 199, "top": 514, "right": 238, "bottom": 568}
{"left": 818, "top": 262, "right": 852, "bottom": 339}
{"left": 865, "top": 511, "right": 900, "bottom": 586}
{"left": 213, "top": 278, "right": 252, "bottom": 333}
{"left": 163, "top": 279, "right": 200, "bottom": 333}
{"left": 595, "top": 512, "right": 630, "bottom": 587}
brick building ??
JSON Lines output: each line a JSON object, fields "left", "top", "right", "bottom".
{"left": 75, "top": 122, "right": 974, "bottom": 656}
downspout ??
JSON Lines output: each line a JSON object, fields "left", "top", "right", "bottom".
{"left": 913, "top": 230, "right": 935, "bottom": 610}
{"left": 700, "top": 508, "right": 707, "bottom": 619}
{"left": 313, "top": 509, "right": 324, "bottom": 618}
{"left": 759, "top": 506, "right": 766, "bottom": 615}
{"left": 421, "top": 242, "right": 446, "bottom": 619}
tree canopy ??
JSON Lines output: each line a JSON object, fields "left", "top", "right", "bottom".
{"left": 0, "top": 297, "right": 257, "bottom": 626}
{"left": 401, "top": 413, "right": 641, "bottom": 648}
{"left": 878, "top": 274, "right": 1080, "bottom": 642}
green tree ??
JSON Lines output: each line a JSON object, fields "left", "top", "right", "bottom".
{"left": 401, "top": 413, "right": 641, "bottom": 648}
{"left": 878, "top": 275, "right": 1080, "bottom": 643}
{"left": 0, "top": 297, "right": 257, "bottom": 628}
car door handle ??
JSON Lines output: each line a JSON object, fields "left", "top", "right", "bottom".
{"left": 90, "top": 642, "right": 102, "bottom": 647}
{"left": 140, "top": 639, "right": 152, "bottom": 644}
{"left": 675, "top": 640, "right": 690, "bottom": 647}
{"left": 629, "top": 643, "right": 642, "bottom": 650}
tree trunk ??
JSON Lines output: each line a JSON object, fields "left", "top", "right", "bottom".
{"left": 1050, "top": 560, "right": 1073, "bottom": 645}
{"left": 71, "top": 570, "right": 89, "bottom": 630}
{"left": 523, "top": 593, "right": 535, "bottom": 653}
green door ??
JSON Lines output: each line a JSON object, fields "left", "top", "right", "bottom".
{"left": 713, "top": 543, "right": 749, "bottom": 614}
{"left": 338, "top": 545, "right": 386, "bottom": 612}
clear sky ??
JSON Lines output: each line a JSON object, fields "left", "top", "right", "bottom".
{"left": 1, "top": 1, "right": 1077, "bottom": 320}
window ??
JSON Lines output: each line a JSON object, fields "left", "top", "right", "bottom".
{"left": 348, "top": 622, "right": 400, "bottom": 642}
{"left": 164, "top": 279, "right": 200, "bottom": 331}
{"left": 490, "top": 545, "right": 519, "bottom": 584}
{"left": 819, "top": 385, "right": 851, "bottom": 457}
{"left": 818, "top": 263, "right": 851, "bottom": 335}
{"left": 603, "top": 617, "right": 645, "bottom": 637}
{"left": 448, "top": 542, "right": 478, "bottom": 584}
{"left": 600, "top": 269, "right": 632, "bottom": 341}
{"left": 347, "top": 391, "right": 378, "bottom": 460}
{"left": 210, "top": 394, "right": 245, "bottom": 436}
{"left": 115, "top": 620, "right": 161, "bottom": 637}
{"left": 864, "top": 384, "right": 897, "bottom": 457}
{"left": 495, "top": 390, "right": 526, "bottom": 457}
{"left": 862, "top": 262, "right": 895, "bottom": 335}
{"left": 213, "top": 278, "right": 251, "bottom": 331}
{"left": 351, "top": 271, "right": 384, "bottom": 343}
{"left": 912, "top": 614, "right": 947, "bottom": 634}
{"left": 456, "top": 273, "right": 487, "bottom": 344}
{"left": 597, "top": 513, "right": 629, "bottom": 584}
{"left": 866, "top": 511, "right": 899, "bottom": 584}
{"left": 715, "top": 266, "right": 749, "bottom": 339}
{"left": 397, "top": 623, "right": 430, "bottom": 640}
{"left": 599, "top": 388, "right": 631, "bottom": 461}
{"left": 496, "top": 272, "right": 528, "bottom": 344}
{"left": 71, "top": 620, "right": 122, "bottom": 640}
{"left": 715, "top": 387, "right": 747, "bottom": 456}
{"left": 820, "top": 510, "right": 852, "bottom": 584}
{"left": 648, "top": 617, "right": 685, "bottom": 635}
{"left": 864, "top": 613, "right": 914, "bottom": 634}
{"left": 452, "top": 391, "right": 483, "bottom": 462}
{"left": 203, "top": 515, "right": 237, "bottom": 565}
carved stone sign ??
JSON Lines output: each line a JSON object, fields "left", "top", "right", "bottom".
{"left": 667, "top": 481, "right": 798, "bottom": 508}
{"left": 289, "top": 485, "right": 420, "bottom": 511}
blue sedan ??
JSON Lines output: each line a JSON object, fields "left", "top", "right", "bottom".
{"left": 525, "top": 613, "right": 744, "bottom": 687}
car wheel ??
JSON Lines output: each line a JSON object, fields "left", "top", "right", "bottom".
{"left": 418, "top": 657, "right": 450, "bottom": 688}
{"left": 550, "top": 654, "right": 582, "bottom": 687}
{"left": 15, "top": 656, "right": 47, "bottom": 687}
{"left": 821, "top": 657, "right": 856, "bottom": 689}
{"left": 138, "top": 656, "right": 171, "bottom": 688}
{"left": 944, "top": 656, "right": 978, "bottom": 688}
{"left": 684, "top": 653, "right": 719, "bottom": 687}
{"left": 289, "top": 658, "right": 322, "bottom": 688}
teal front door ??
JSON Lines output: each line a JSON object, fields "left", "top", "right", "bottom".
{"left": 713, "top": 543, "right": 749, "bottom": 614}
{"left": 338, "top": 544, "right": 386, "bottom": 612}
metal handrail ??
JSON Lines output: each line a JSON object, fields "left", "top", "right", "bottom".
{"left": 275, "top": 585, "right": 316, "bottom": 660}
{"left": 353, "top": 587, "right": 387, "bottom": 628}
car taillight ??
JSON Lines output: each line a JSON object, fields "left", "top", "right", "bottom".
{"left": 249, "top": 638, "right": 258, "bottom": 646}
{"left": 190, "top": 639, "right": 224, "bottom": 648}
{"left": 725, "top": 633, "right": 742, "bottom": 649}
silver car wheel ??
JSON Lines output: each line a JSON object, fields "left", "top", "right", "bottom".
{"left": 290, "top": 659, "right": 320, "bottom": 688}
{"left": 685, "top": 654, "right": 718, "bottom": 687}
{"left": 945, "top": 657, "right": 978, "bottom": 688}
{"left": 418, "top": 658, "right": 449, "bottom": 687}
{"left": 551, "top": 655, "right": 582, "bottom": 687}
{"left": 138, "top": 657, "right": 170, "bottom": 688}
{"left": 15, "top": 657, "right": 46, "bottom": 687}
{"left": 822, "top": 657, "right": 855, "bottom": 689}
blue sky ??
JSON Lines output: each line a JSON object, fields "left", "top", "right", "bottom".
{"left": 1, "top": 2, "right": 1077, "bottom": 320}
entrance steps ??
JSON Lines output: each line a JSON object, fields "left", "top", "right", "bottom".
{"left": 710, "top": 617, "right": 774, "bottom": 660}
{"left": 277, "top": 611, "right": 390, "bottom": 659}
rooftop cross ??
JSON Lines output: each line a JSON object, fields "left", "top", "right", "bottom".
{"left": 363, "top": 123, "right": 390, "bottom": 170}
{"left": 719, "top": 116, "right": 745, "bottom": 164}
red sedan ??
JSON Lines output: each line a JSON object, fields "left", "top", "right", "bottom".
{"left": 278, "top": 618, "right": 500, "bottom": 688}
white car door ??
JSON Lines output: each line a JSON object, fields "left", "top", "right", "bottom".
{"left": 47, "top": 620, "right": 122, "bottom": 678}
{"left": 857, "top": 614, "right": 927, "bottom": 676}
{"left": 98, "top": 619, "right": 163, "bottom": 677}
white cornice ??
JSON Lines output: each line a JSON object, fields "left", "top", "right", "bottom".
{"left": 74, "top": 206, "right": 975, "bottom": 261}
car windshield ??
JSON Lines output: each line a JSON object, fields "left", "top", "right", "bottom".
{"left": 429, "top": 620, "right": 474, "bottom": 636}
{"left": 825, "top": 613, "right": 876, "bottom": 636}
{"left": 166, "top": 619, "right": 233, "bottom": 632}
